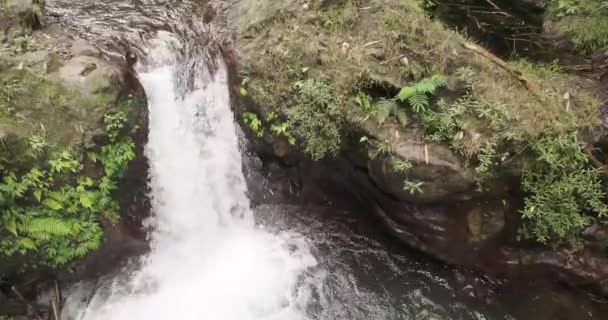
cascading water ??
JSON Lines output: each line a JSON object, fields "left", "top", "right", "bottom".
{"left": 64, "top": 34, "right": 318, "bottom": 319}
{"left": 47, "top": 1, "right": 608, "bottom": 319}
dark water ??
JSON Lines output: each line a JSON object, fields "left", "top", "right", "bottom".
{"left": 45, "top": 0, "right": 608, "bottom": 319}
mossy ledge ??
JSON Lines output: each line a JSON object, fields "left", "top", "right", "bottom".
{"left": 228, "top": 0, "right": 608, "bottom": 296}
{"left": 0, "top": 0, "right": 150, "bottom": 303}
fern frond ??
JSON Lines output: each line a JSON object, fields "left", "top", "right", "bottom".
{"left": 397, "top": 86, "right": 416, "bottom": 101}
{"left": 374, "top": 99, "right": 394, "bottom": 125}
{"left": 396, "top": 110, "right": 409, "bottom": 127}
{"left": 23, "top": 218, "right": 72, "bottom": 236}
{"left": 430, "top": 74, "right": 448, "bottom": 87}
{"left": 408, "top": 93, "right": 429, "bottom": 113}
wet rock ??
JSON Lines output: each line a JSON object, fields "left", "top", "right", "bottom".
{"left": 70, "top": 38, "right": 101, "bottom": 58}
{"left": 361, "top": 123, "right": 475, "bottom": 203}
{"left": 10, "top": 50, "right": 51, "bottom": 70}
{"left": 466, "top": 206, "right": 505, "bottom": 243}
{"left": 53, "top": 56, "right": 117, "bottom": 96}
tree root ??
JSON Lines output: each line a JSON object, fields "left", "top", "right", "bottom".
{"left": 461, "top": 42, "right": 543, "bottom": 100}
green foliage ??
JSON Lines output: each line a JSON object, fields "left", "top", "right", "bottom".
{"left": 243, "top": 112, "right": 264, "bottom": 137}
{"left": 393, "top": 159, "right": 413, "bottom": 173}
{"left": 520, "top": 134, "right": 608, "bottom": 246}
{"left": 415, "top": 66, "right": 607, "bottom": 246}
{"left": 0, "top": 112, "right": 135, "bottom": 267}
{"left": 403, "top": 179, "right": 424, "bottom": 195}
{"left": 13, "top": 35, "right": 38, "bottom": 54}
{"left": 397, "top": 75, "right": 447, "bottom": 113}
{"left": 243, "top": 111, "right": 296, "bottom": 144}
{"left": 375, "top": 99, "right": 409, "bottom": 127}
{"left": 547, "top": 0, "right": 608, "bottom": 52}
{"left": 240, "top": 77, "right": 249, "bottom": 96}
{"left": 370, "top": 140, "right": 395, "bottom": 159}
{"left": 287, "top": 79, "right": 342, "bottom": 160}
{"left": 26, "top": 133, "right": 47, "bottom": 160}
{"left": 0, "top": 79, "right": 22, "bottom": 102}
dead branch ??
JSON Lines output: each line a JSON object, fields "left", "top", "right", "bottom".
{"left": 584, "top": 146, "right": 608, "bottom": 178}
{"left": 461, "top": 41, "right": 543, "bottom": 100}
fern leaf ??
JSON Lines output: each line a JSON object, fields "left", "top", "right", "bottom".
{"left": 396, "top": 110, "right": 409, "bottom": 127}
{"left": 408, "top": 93, "right": 429, "bottom": 113}
{"left": 23, "top": 218, "right": 72, "bottom": 236}
{"left": 43, "top": 198, "right": 63, "bottom": 210}
{"left": 397, "top": 86, "right": 416, "bottom": 101}
{"left": 79, "top": 193, "right": 93, "bottom": 209}
{"left": 18, "top": 238, "right": 37, "bottom": 250}
{"left": 6, "top": 219, "right": 18, "bottom": 236}
{"left": 34, "top": 190, "right": 42, "bottom": 202}
{"left": 374, "top": 99, "right": 394, "bottom": 124}
{"left": 431, "top": 74, "right": 448, "bottom": 87}
{"left": 414, "top": 80, "right": 437, "bottom": 94}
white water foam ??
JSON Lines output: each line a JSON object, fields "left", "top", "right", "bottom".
{"left": 65, "top": 34, "right": 317, "bottom": 320}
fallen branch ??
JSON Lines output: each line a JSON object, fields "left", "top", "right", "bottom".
{"left": 461, "top": 41, "right": 543, "bottom": 100}
{"left": 584, "top": 146, "right": 608, "bottom": 177}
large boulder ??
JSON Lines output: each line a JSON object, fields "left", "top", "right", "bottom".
{"left": 227, "top": 0, "right": 608, "bottom": 298}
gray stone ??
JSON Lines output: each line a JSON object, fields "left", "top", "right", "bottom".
{"left": 70, "top": 38, "right": 101, "bottom": 58}
{"left": 361, "top": 122, "right": 475, "bottom": 203}
{"left": 52, "top": 55, "right": 118, "bottom": 96}
{"left": 11, "top": 50, "right": 50, "bottom": 70}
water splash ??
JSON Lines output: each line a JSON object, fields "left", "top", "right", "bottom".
{"left": 64, "top": 34, "right": 317, "bottom": 320}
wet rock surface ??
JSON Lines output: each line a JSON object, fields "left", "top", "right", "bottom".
{"left": 0, "top": 5, "right": 150, "bottom": 315}
{"left": 227, "top": 0, "right": 608, "bottom": 300}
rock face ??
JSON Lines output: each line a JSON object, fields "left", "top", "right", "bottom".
{"left": 227, "top": 0, "right": 608, "bottom": 297}
{"left": 0, "top": 6, "right": 150, "bottom": 304}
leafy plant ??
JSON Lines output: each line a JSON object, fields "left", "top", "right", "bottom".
{"left": 397, "top": 75, "right": 447, "bottom": 113}
{"left": 0, "top": 111, "right": 136, "bottom": 267}
{"left": 0, "top": 79, "right": 22, "bottom": 102}
{"left": 13, "top": 35, "right": 38, "bottom": 54}
{"left": 371, "top": 140, "right": 395, "bottom": 159}
{"left": 374, "top": 99, "right": 409, "bottom": 127}
{"left": 243, "top": 112, "right": 263, "bottom": 137}
{"left": 243, "top": 111, "right": 296, "bottom": 144}
{"left": 26, "top": 133, "right": 47, "bottom": 160}
{"left": 520, "top": 133, "right": 608, "bottom": 246}
{"left": 287, "top": 79, "right": 343, "bottom": 160}
{"left": 240, "top": 77, "right": 250, "bottom": 96}
{"left": 393, "top": 159, "right": 413, "bottom": 173}
{"left": 403, "top": 179, "right": 424, "bottom": 195}
{"left": 546, "top": 0, "right": 608, "bottom": 52}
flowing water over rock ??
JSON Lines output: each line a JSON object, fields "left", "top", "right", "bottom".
{"left": 43, "top": 0, "right": 608, "bottom": 319}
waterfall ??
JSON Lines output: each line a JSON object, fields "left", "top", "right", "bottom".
{"left": 64, "top": 33, "right": 317, "bottom": 320}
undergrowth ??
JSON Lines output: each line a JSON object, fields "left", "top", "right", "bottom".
{"left": 239, "top": 0, "right": 608, "bottom": 246}
{"left": 287, "top": 79, "right": 343, "bottom": 160}
{"left": 546, "top": 0, "right": 608, "bottom": 52}
{"left": 0, "top": 112, "right": 135, "bottom": 267}
{"left": 413, "top": 65, "right": 607, "bottom": 247}
{"left": 0, "top": 62, "right": 137, "bottom": 268}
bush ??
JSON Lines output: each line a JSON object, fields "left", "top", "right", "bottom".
{"left": 546, "top": 0, "right": 608, "bottom": 52}
{"left": 0, "top": 112, "right": 135, "bottom": 267}
{"left": 287, "top": 79, "right": 343, "bottom": 160}
{"left": 520, "top": 134, "right": 607, "bottom": 246}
